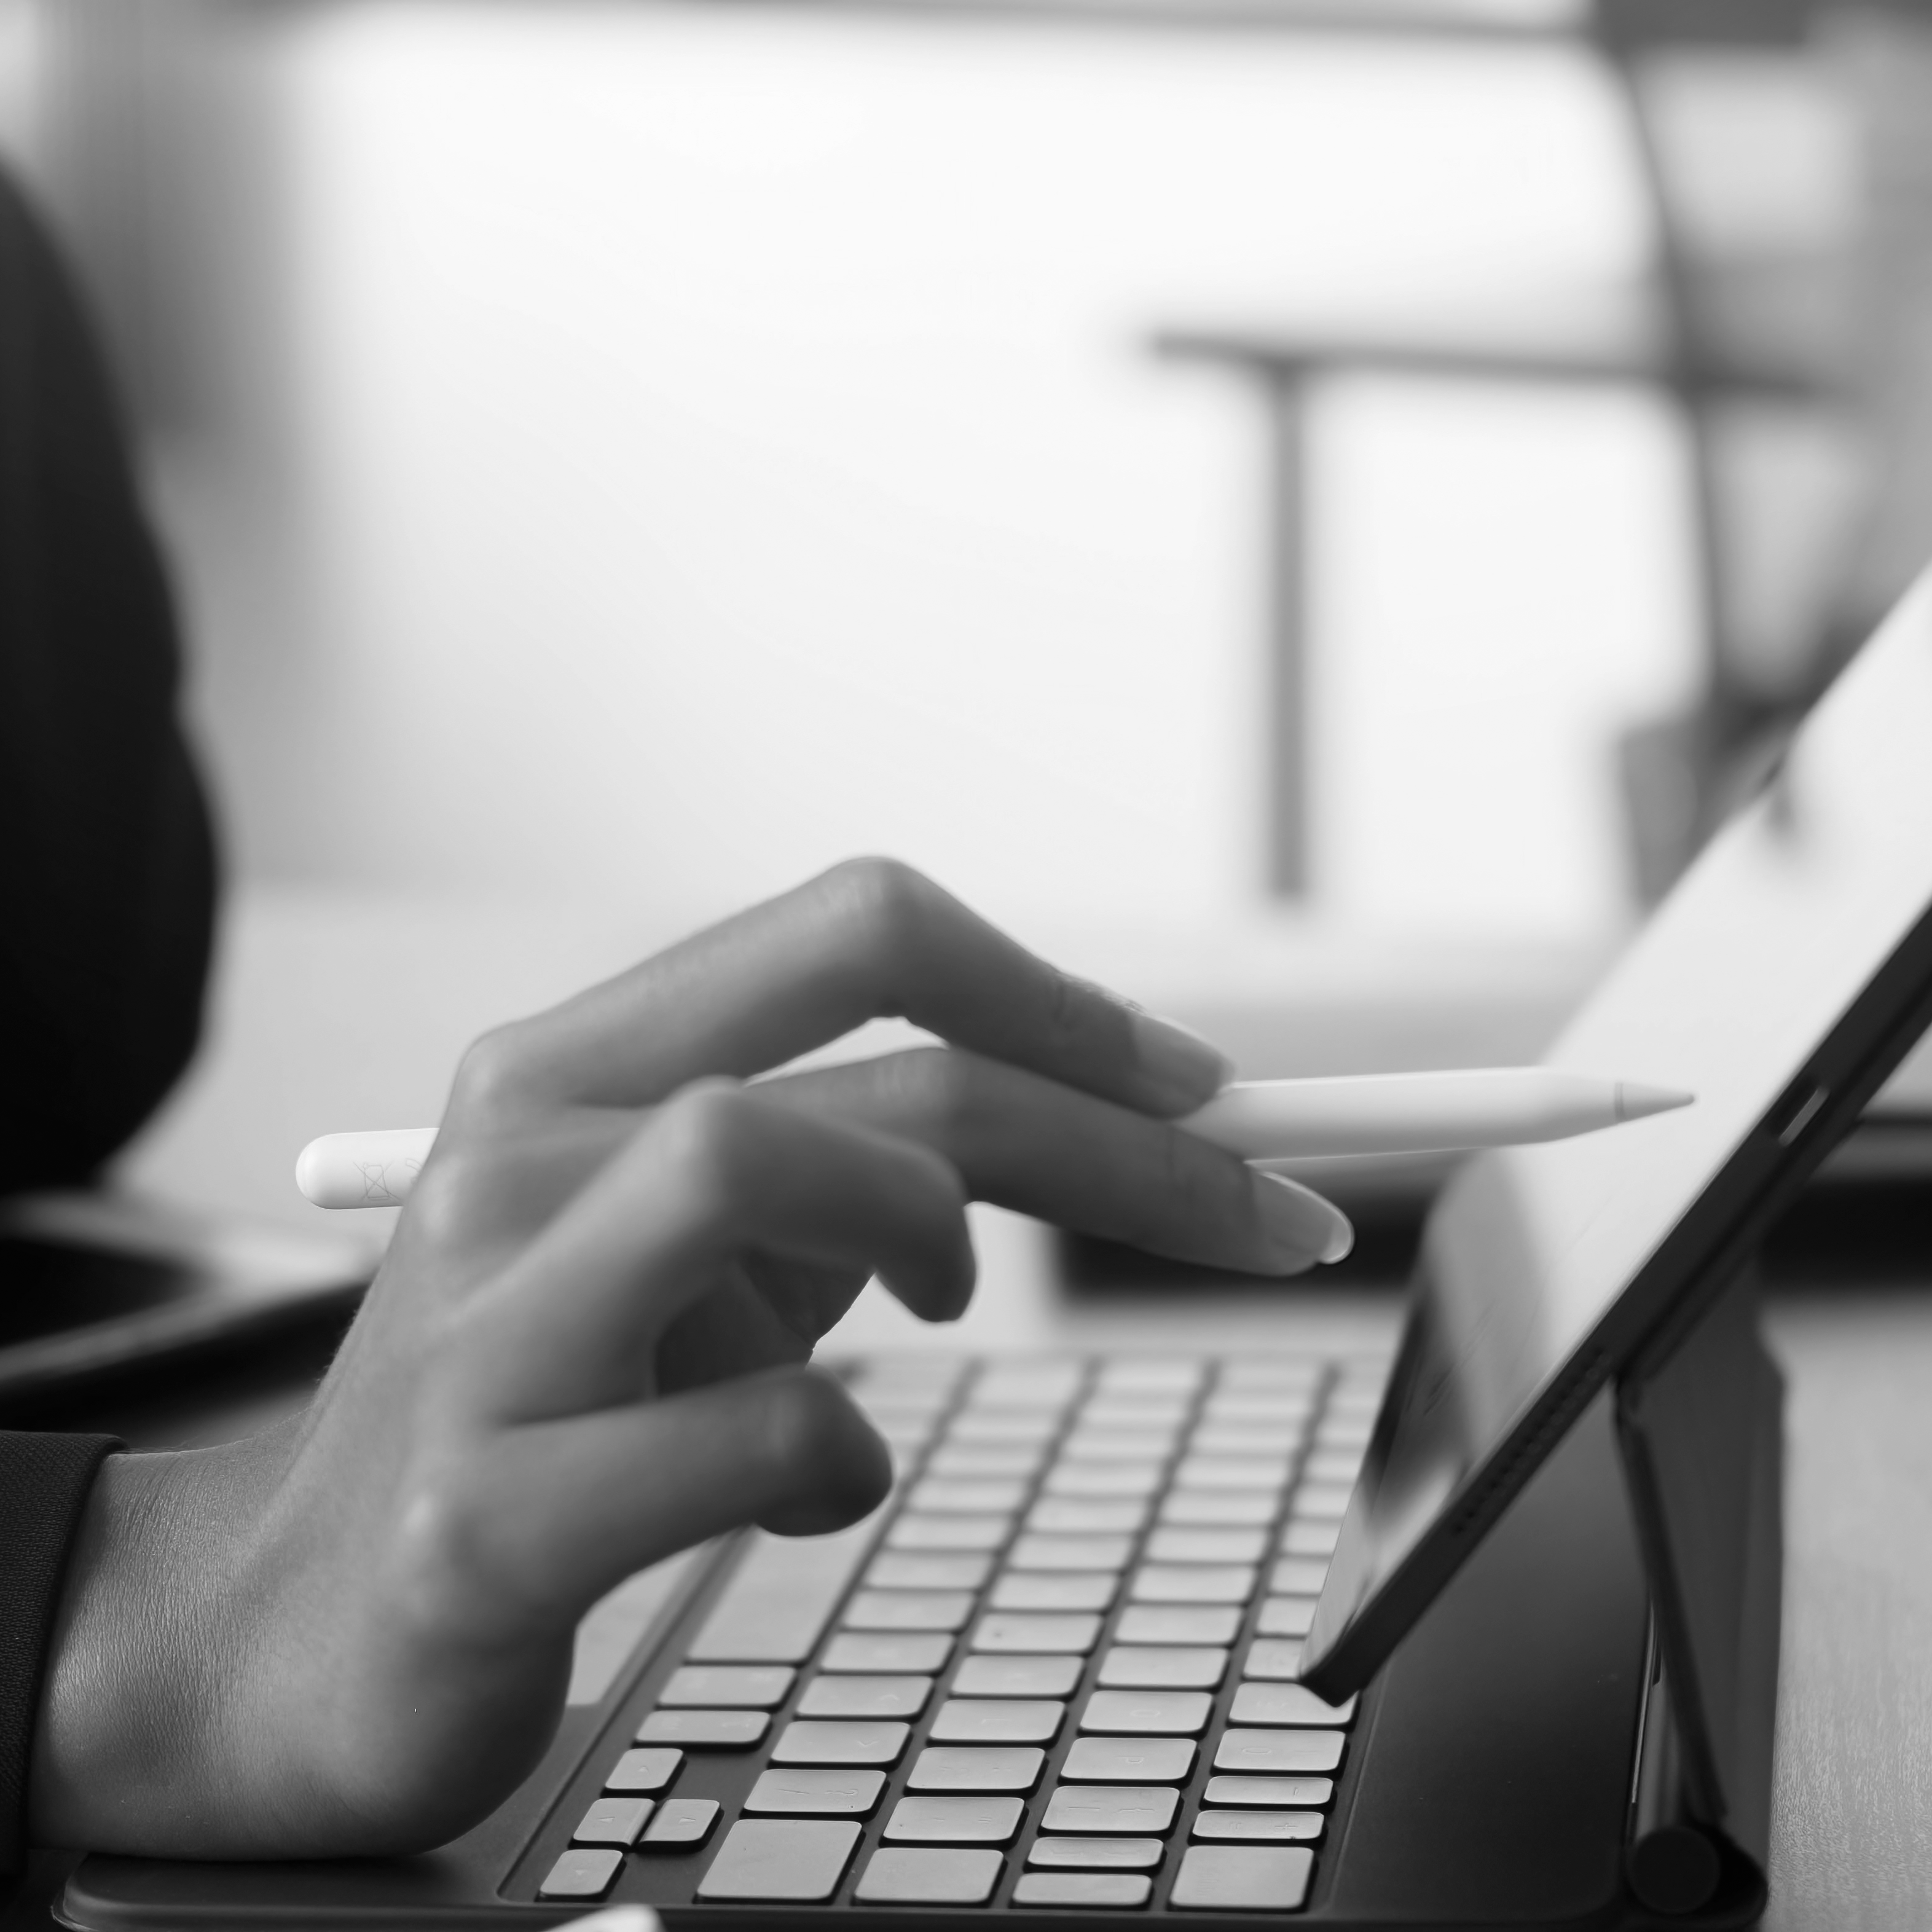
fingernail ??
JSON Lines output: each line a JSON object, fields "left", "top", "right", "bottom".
{"left": 1126, "top": 1010, "right": 1236, "bottom": 1113}
{"left": 1257, "top": 1172, "right": 1355, "bottom": 1266}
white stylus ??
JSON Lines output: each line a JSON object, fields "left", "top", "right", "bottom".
{"left": 293, "top": 1069, "right": 1692, "bottom": 1209}
{"left": 1179, "top": 1067, "right": 1692, "bottom": 1161}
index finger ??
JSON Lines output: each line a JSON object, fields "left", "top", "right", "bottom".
{"left": 471, "top": 860, "right": 1229, "bottom": 1117}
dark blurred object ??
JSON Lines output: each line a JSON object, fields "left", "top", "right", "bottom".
{"left": 1158, "top": 0, "right": 1932, "bottom": 903}
{"left": 0, "top": 1193, "right": 367, "bottom": 1422}
{"left": 0, "top": 171, "right": 218, "bottom": 1189}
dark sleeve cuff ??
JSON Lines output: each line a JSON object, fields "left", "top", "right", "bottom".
{"left": 0, "top": 1433, "right": 119, "bottom": 1875}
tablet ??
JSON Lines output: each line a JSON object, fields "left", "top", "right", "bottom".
{"left": 1301, "top": 574, "right": 1932, "bottom": 1697}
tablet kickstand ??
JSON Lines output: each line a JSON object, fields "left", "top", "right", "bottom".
{"left": 1616, "top": 1267, "right": 1785, "bottom": 1922}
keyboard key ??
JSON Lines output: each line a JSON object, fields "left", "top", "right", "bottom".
{"left": 991, "top": 1572, "right": 1115, "bottom": 1612}
{"left": 640, "top": 1797, "right": 721, "bottom": 1847}
{"left": 929, "top": 1698, "right": 1064, "bottom": 1743}
{"left": 1213, "top": 1730, "right": 1345, "bottom": 1775}
{"left": 1146, "top": 1527, "right": 1267, "bottom": 1565}
{"left": 1160, "top": 1491, "right": 1276, "bottom": 1528}
{"left": 1192, "top": 1810, "right": 1324, "bottom": 1843}
{"left": 1080, "top": 1690, "right": 1211, "bottom": 1735}
{"left": 606, "top": 1746, "right": 683, "bottom": 1792}
{"left": 537, "top": 1847, "right": 621, "bottom": 1899}
{"left": 1026, "top": 1836, "right": 1164, "bottom": 1869}
{"left": 1115, "top": 1606, "right": 1240, "bottom": 1646}
{"left": 973, "top": 1363, "right": 1084, "bottom": 1407}
{"left": 907, "top": 1746, "right": 1045, "bottom": 1793}
{"left": 1098, "top": 1359, "right": 1203, "bottom": 1394}
{"left": 1013, "top": 1872, "right": 1153, "bottom": 1907}
{"left": 929, "top": 1445, "right": 1045, "bottom": 1480}
{"left": 1170, "top": 1843, "right": 1313, "bottom": 1910}
{"left": 1204, "top": 1776, "right": 1334, "bottom": 1808}
{"left": 1045, "top": 1462, "right": 1164, "bottom": 1499}
{"left": 1130, "top": 1565, "right": 1256, "bottom": 1605}
{"left": 1078, "top": 1399, "right": 1190, "bottom": 1430}
{"left": 1329, "top": 1382, "right": 1384, "bottom": 1412}
{"left": 744, "top": 1768, "right": 888, "bottom": 1816}
{"left": 1242, "top": 1639, "right": 1305, "bottom": 1681}
{"left": 1293, "top": 1483, "right": 1354, "bottom": 1520}
{"left": 842, "top": 1590, "right": 974, "bottom": 1632}
{"left": 1061, "top": 1429, "right": 1180, "bottom": 1463}
{"left": 572, "top": 1796, "right": 653, "bottom": 1847}
{"left": 951, "top": 1654, "right": 1083, "bottom": 1698}
{"left": 1215, "top": 1360, "right": 1319, "bottom": 1393}
{"left": 1230, "top": 1683, "right": 1357, "bottom": 1727}
{"left": 696, "top": 1818, "right": 862, "bottom": 1900}
{"left": 946, "top": 1413, "right": 1060, "bottom": 1445}
{"left": 798, "top": 1676, "right": 934, "bottom": 1720}
{"left": 865, "top": 1552, "right": 991, "bottom": 1592}
{"left": 1315, "top": 1416, "right": 1373, "bottom": 1450}
{"left": 884, "top": 1796, "right": 1025, "bottom": 1844}
{"left": 972, "top": 1612, "right": 1102, "bottom": 1654}
{"left": 1008, "top": 1533, "right": 1131, "bottom": 1573}
{"left": 637, "top": 1710, "right": 768, "bottom": 1749}
{"left": 1256, "top": 1598, "right": 1316, "bottom": 1638}
{"left": 1098, "top": 1646, "right": 1228, "bottom": 1690}
{"left": 1027, "top": 1498, "right": 1147, "bottom": 1534}
{"left": 1280, "top": 1520, "right": 1341, "bottom": 1557}
{"left": 1175, "top": 1457, "right": 1290, "bottom": 1492}
{"left": 687, "top": 1523, "right": 875, "bottom": 1664}
{"left": 887, "top": 1514, "right": 1013, "bottom": 1552}
{"left": 1188, "top": 1427, "right": 1303, "bottom": 1458}
{"left": 658, "top": 1665, "right": 795, "bottom": 1708}
{"left": 854, "top": 1846, "right": 1003, "bottom": 1904}
{"left": 770, "top": 1720, "right": 909, "bottom": 1766}
{"left": 911, "top": 1477, "right": 1030, "bottom": 1514}
{"left": 822, "top": 1632, "right": 951, "bottom": 1675}
{"left": 1269, "top": 1558, "right": 1328, "bottom": 1595}
{"left": 1206, "top": 1394, "right": 1315, "bottom": 1423}
{"left": 1040, "top": 1785, "right": 1179, "bottom": 1834}
{"left": 1303, "top": 1450, "right": 1364, "bottom": 1485}
{"left": 1063, "top": 1736, "right": 1196, "bottom": 1782}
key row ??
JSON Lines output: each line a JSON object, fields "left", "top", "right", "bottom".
{"left": 628, "top": 1678, "right": 1351, "bottom": 1757}
{"left": 687, "top": 1820, "right": 1318, "bottom": 1910}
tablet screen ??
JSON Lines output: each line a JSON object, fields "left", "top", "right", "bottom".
{"left": 1302, "top": 577, "right": 1932, "bottom": 1694}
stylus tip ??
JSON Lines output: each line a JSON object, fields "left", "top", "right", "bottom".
{"left": 1616, "top": 1082, "right": 1695, "bottom": 1121}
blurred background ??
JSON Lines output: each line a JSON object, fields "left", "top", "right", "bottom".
{"left": 6, "top": 0, "right": 1930, "bottom": 1235}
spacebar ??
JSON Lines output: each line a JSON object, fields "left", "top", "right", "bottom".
{"left": 686, "top": 1518, "right": 880, "bottom": 1664}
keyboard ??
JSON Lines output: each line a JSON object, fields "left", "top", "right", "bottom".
{"left": 521, "top": 1348, "right": 1389, "bottom": 1916}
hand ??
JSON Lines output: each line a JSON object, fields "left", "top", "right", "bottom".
{"left": 31, "top": 860, "right": 1350, "bottom": 1857}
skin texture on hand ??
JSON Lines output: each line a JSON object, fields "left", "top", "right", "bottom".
{"left": 28, "top": 860, "right": 1352, "bottom": 1858}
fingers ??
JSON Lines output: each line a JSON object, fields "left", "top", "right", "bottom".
{"left": 450, "top": 1082, "right": 975, "bottom": 1425}
{"left": 763, "top": 1048, "right": 1354, "bottom": 1273}
{"left": 450, "top": 860, "right": 1229, "bottom": 1121}
{"left": 422, "top": 1367, "right": 893, "bottom": 1633}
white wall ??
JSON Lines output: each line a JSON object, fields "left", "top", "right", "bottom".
{"left": 66, "top": 4, "right": 1691, "bottom": 936}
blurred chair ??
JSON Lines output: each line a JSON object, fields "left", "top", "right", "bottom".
{"left": 1157, "top": 0, "right": 1912, "bottom": 903}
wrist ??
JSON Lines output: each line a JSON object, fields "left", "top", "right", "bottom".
{"left": 28, "top": 1427, "right": 295, "bottom": 1854}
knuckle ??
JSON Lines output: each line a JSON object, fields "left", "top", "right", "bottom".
{"left": 449, "top": 1023, "right": 539, "bottom": 1119}
{"left": 651, "top": 1080, "right": 756, "bottom": 1213}
{"left": 387, "top": 1464, "right": 510, "bottom": 1630}
{"left": 819, "top": 857, "right": 932, "bottom": 964}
